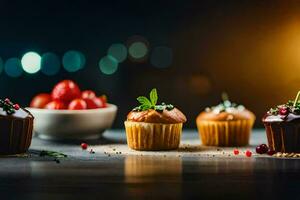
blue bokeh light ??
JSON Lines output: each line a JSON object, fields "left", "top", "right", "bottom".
{"left": 4, "top": 58, "right": 23, "bottom": 78}
{"left": 99, "top": 55, "right": 118, "bottom": 75}
{"left": 21, "top": 52, "right": 41, "bottom": 74}
{"left": 41, "top": 52, "right": 61, "bottom": 76}
{"left": 128, "top": 42, "right": 148, "bottom": 60}
{"left": 62, "top": 50, "right": 86, "bottom": 72}
{"left": 107, "top": 43, "right": 127, "bottom": 63}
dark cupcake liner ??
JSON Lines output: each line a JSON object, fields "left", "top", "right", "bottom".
{"left": 0, "top": 117, "right": 34, "bottom": 155}
{"left": 263, "top": 121, "right": 300, "bottom": 153}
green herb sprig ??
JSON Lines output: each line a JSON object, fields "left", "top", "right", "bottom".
{"left": 40, "top": 150, "right": 67, "bottom": 163}
{"left": 39, "top": 150, "right": 67, "bottom": 158}
{"left": 133, "top": 88, "right": 174, "bottom": 112}
{"left": 0, "top": 98, "right": 19, "bottom": 115}
{"left": 28, "top": 149, "right": 67, "bottom": 164}
{"left": 207, "top": 92, "right": 242, "bottom": 113}
{"left": 268, "top": 91, "right": 300, "bottom": 115}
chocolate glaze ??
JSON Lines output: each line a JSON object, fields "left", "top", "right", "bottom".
{"left": 0, "top": 107, "right": 34, "bottom": 155}
{"left": 0, "top": 107, "right": 32, "bottom": 119}
{"left": 262, "top": 113, "right": 300, "bottom": 153}
{"left": 263, "top": 113, "right": 300, "bottom": 123}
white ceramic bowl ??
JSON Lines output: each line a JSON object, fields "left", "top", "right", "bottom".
{"left": 27, "top": 104, "right": 117, "bottom": 140}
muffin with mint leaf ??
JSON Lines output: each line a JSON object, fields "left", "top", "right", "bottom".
{"left": 262, "top": 91, "right": 300, "bottom": 153}
{"left": 196, "top": 93, "right": 255, "bottom": 146}
{"left": 124, "top": 88, "right": 187, "bottom": 150}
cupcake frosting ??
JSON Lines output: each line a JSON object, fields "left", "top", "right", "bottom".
{"left": 127, "top": 108, "right": 187, "bottom": 124}
{"left": 197, "top": 99, "right": 255, "bottom": 121}
{"left": 263, "top": 100, "right": 300, "bottom": 123}
{"left": 197, "top": 109, "right": 254, "bottom": 121}
{"left": 0, "top": 98, "right": 33, "bottom": 119}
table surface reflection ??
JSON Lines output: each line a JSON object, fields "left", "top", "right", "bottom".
{"left": 0, "top": 130, "right": 299, "bottom": 200}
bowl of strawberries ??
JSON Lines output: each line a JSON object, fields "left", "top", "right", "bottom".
{"left": 27, "top": 80, "right": 117, "bottom": 140}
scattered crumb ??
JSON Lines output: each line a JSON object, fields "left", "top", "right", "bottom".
{"left": 273, "top": 152, "right": 300, "bottom": 158}
{"left": 89, "top": 149, "right": 95, "bottom": 154}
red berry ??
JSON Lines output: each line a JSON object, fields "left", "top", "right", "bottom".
{"left": 13, "top": 104, "right": 20, "bottom": 110}
{"left": 233, "top": 149, "right": 239, "bottom": 155}
{"left": 245, "top": 150, "right": 252, "bottom": 157}
{"left": 4, "top": 98, "right": 10, "bottom": 103}
{"left": 256, "top": 146, "right": 263, "bottom": 154}
{"left": 45, "top": 100, "right": 66, "bottom": 110}
{"left": 68, "top": 99, "right": 87, "bottom": 110}
{"left": 256, "top": 144, "right": 269, "bottom": 154}
{"left": 85, "top": 97, "right": 105, "bottom": 109}
{"left": 267, "top": 149, "right": 276, "bottom": 156}
{"left": 51, "top": 80, "right": 81, "bottom": 103}
{"left": 99, "top": 95, "right": 107, "bottom": 108}
{"left": 81, "top": 90, "right": 96, "bottom": 99}
{"left": 279, "top": 107, "right": 289, "bottom": 115}
{"left": 30, "top": 93, "right": 52, "bottom": 108}
{"left": 81, "top": 143, "right": 88, "bottom": 150}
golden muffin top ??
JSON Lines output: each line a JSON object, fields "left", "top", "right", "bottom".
{"left": 127, "top": 108, "right": 187, "bottom": 124}
{"left": 197, "top": 109, "right": 255, "bottom": 122}
{"left": 127, "top": 88, "right": 187, "bottom": 124}
{"left": 197, "top": 93, "right": 255, "bottom": 122}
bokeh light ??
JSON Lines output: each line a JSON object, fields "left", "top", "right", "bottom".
{"left": 0, "top": 57, "right": 4, "bottom": 74}
{"left": 128, "top": 42, "right": 148, "bottom": 60}
{"left": 4, "top": 58, "right": 23, "bottom": 78}
{"left": 150, "top": 46, "right": 173, "bottom": 68}
{"left": 107, "top": 43, "right": 127, "bottom": 63}
{"left": 21, "top": 52, "right": 41, "bottom": 74}
{"left": 99, "top": 55, "right": 118, "bottom": 75}
{"left": 62, "top": 50, "right": 86, "bottom": 72}
{"left": 41, "top": 52, "right": 60, "bottom": 76}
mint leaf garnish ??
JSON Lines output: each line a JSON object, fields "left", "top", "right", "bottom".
{"left": 136, "top": 88, "right": 158, "bottom": 110}
{"left": 133, "top": 88, "right": 174, "bottom": 112}
{"left": 137, "top": 96, "right": 152, "bottom": 107}
{"left": 150, "top": 88, "right": 158, "bottom": 106}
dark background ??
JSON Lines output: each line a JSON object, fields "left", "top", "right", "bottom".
{"left": 0, "top": 0, "right": 300, "bottom": 128}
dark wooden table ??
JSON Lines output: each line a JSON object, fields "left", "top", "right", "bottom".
{"left": 0, "top": 130, "right": 299, "bottom": 200}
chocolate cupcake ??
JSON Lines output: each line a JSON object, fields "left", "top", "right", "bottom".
{"left": 196, "top": 94, "right": 255, "bottom": 146}
{"left": 262, "top": 92, "right": 300, "bottom": 153}
{"left": 124, "top": 88, "right": 187, "bottom": 150}
{"left": 0, "top": 98, "right": 34, "bottom": 155}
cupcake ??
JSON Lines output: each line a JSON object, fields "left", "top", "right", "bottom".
{"left": 124, "top": 88, "right": 187, "bottom": 150}
{"left": 0, "top": 98, "right": 34, "bottom": 155}
{"left": 262, "top": 91, "right": 300, "bottom": 153}
{"left": 196, "top": 94, "right": 255, "bottom": 146}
